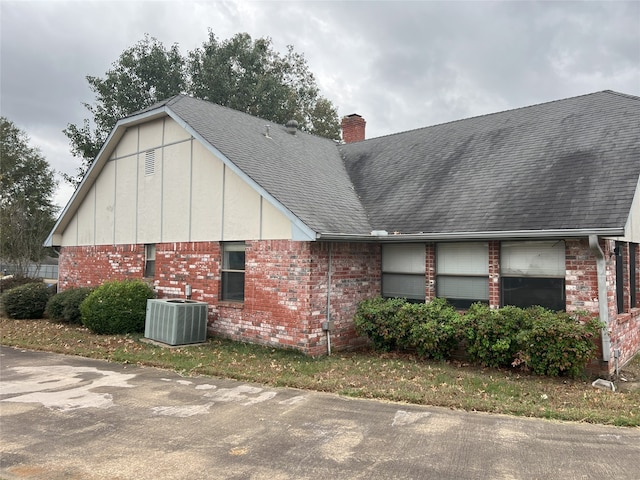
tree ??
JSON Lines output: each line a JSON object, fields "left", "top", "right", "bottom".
{"left": 63, "top": 35, "right": 186, "bottom": 185}
{"left": 0, "top": 117, "right": 58, "bottom": 277}
{"left": 188, "top": 32, "right": 340, "bottom": 139}
{"left": 64, "top": 32, "right": 340, "bottom": 186}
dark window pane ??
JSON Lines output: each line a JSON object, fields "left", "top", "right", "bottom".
{"left": 446, "top": 298, "right": 488, "bottom": 310}
{"left": 222, "top": 271, "right": 244, "bottom": 301}
{"left": 226, "top": 251, "right": 245, "bottom": 271}
{"left": 144, "top": 260, "right": 155, "bottom": 278}
{"left": 502, "top": 277, "right": 565, "bottom": 311}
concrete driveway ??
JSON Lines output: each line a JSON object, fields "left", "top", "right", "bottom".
{"left": 1, "top": 346, "right": 639, "bottom": 480}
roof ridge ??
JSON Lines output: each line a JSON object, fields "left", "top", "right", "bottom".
{"left": 356, "top": 90, "right": 638, "bottom": 143}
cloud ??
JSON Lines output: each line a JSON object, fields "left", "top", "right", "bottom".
{"left": 1, "top": 0, "right": 638, "bottom": 209}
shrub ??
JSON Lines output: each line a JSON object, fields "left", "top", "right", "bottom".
{"left": 515, "top": 308, "right": 603, "bottom": 377}
{"left": 80, "top": 280, "right": 155, "bottom": 334}
{"left": 354, "top": 296, "right": 460, "bottom": 358}
{"left": 353, "top": 296, "right": 406, "bottom": 351}
{"left": 1, "top": 282, "right": 54, "bottom": 319}
{"left": 406, "top": 298, "right": 461, "bottom": 360}
{"left": 460, "top": 303, "right": 530, "bottom": 368}
{"left": 46, "top": 287, "right": 93, "bottom": 324}
{"left": 0, "top": 276, "right": 43, "bottom": 294}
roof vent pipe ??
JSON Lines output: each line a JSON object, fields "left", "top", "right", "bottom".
{"left": 264, "top": 125, "right": 271, "bottom": 138}
{"left": 286, "top": 119, "right": 298, "bottom": 135}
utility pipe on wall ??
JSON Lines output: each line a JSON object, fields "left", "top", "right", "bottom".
{"left": 325, "top": 243, "right": 333, "bottom": 355}
{"left": 589, "top": 235, "right": 611, "bottom": 362}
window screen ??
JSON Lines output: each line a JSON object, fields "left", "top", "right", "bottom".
{"left": 436, "top": 242, "right": 489, "bottom": 309}
{"left": 381, "top": 244, "right": 425, "bottom": 301}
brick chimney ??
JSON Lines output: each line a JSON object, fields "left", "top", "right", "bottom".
{"left": 341, "top": 114, "right": 366, "bottom": 143}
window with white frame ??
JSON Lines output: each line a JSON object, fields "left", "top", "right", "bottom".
{"left": 436, "top": 242, "right": 489, "bottom": 309}
{"left": 381, "top": 244, "right": 426, "bottom": 302}
{"left": 221, "top": 242, "right": 245, "bottom": 302}
{"left": 144, "top": 244, "right": 156, "bottom": 277}
{"left": 501, "top": 240, "right": 565, "bottom": 311}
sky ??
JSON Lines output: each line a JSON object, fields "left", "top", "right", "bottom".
{"left": 2, "top": 0, "right": 639, "bottom": 210}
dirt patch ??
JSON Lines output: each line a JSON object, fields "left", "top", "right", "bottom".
{"left": 615, "top": 357, "right": 640, "bottom": 393}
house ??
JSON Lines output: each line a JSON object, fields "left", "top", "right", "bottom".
{"left": 46, "top": 90, "right": 640, "bottom": 372}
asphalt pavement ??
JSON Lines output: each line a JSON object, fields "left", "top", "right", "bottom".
{"left": 1, "top": 346, "right": 639, "bottom": 480}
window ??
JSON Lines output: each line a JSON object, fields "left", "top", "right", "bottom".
{"left": 501, "top": 241, "right": 565, "bottom": 311}
{"left": 381, "top": 244, "right": 425, "bottom": 302}
{"left": 436, "top": 242, "right": 489, "bottom": 309}
{"left": 615, "top": 241, "right": 624, "bottom": 313}
{"left": 221, "top": 242, "right": 245, "bottom": 302}
{"left": 144, "top": 244, "right": 156, "bottom": 277}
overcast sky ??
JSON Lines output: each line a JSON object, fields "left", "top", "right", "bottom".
{"left": 2, "top": 0, "right": 639, "bottom": 210}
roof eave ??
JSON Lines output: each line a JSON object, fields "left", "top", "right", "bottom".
{"left": 316, "top": 228, "right": 625, "bottom": 242}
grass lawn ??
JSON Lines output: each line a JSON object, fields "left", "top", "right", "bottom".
{"left": 1, "top": 317, "right": 639, "bottom": 427}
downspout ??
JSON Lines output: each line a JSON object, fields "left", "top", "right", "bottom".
{"left": 323, "top": 244, "right": 333, "bottom": 355}
{"left": 589, "top": 235, "right": 611, "bottom": 362}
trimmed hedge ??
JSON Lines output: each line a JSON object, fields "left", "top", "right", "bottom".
{"left": 46, "top": 287, "right": 93, "bottom": 324}
{"left": 354, "top": 297, "right": 603, "bottom": 377}
{"left": 80, "top": 280, "right": 155, "bottom": 334}
{"left": 1, "top": 282, "right": 54, "bottom": 319}
{"left": 354, "top": 296, "right": 460, "bottom": 359}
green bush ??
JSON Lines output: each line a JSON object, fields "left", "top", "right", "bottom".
{"left": 0, "top": 276, "right": 43, "bottom": 294}
{"left": 1, "top": 282, "right": 54, "bottom": 319}
{"left": 353, "top": 296, "right": 406, "bottom": 351}
{"left": 46, "top": 287, "right": 93, "bottom": 324}
{"left": 354, "top": 296, "right": 460, "bottom": 358}
{"left": 461, "top": 303, "right": 530, "bottom": 368}
{"left": 515, "top": 308, "right": 603, "bottom": 377}
{"left": 80, "top": 280, "right": 155, "bottom": 334}
{"left": 406, "top": 298, "right": 461, "bottom": 360}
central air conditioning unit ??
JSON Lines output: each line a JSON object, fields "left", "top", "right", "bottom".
{"left": 144, "top": 299, "right": 208, "bottom": 346}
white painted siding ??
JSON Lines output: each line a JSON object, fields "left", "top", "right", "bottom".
{"left": 59, "top": 116, "right": 296, "bottom": 246}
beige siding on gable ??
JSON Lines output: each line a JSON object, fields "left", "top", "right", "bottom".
{"left": 616, "top": 179, "right": 640, "bottom": 243}
{"left": 116, "top": 128, "right": 138, "bottom": 157}
{"left": 191, "top": 141, "right": 223, "bottom": 241}
{"left": 58, "top": 114, "right": 299, "bottom": 247}
{"left": 262, "top": 198, "right": 292, "bottom": 239}
{"left": 162, "top": 142, "right": 192, "bottom": 241}
{"left": 223, "top": 167, "right": 261, "bottom": 240}
{"left": 76, "top": 186, "right": 95, "bottom": 245}
{"left": 163, "top": 117, "right": 191, "bottom": 144}
{"left": 61, "top": 213, "right": 78, "bottom": 246}
{"left": 114, "top": 155, "right": 137, "bottom": 244}
{"left": 138, "top": 119, "right": 164, "bottom": 151}
{"left": 137, "top": 149, "right": 162, "bottom": 243}
{"left": 94, "top": 160, "right": 116, "bottom": 244}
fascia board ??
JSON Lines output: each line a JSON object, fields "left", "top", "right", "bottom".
{"left": 316, "top": 228, "right": 625, "bottom": 243}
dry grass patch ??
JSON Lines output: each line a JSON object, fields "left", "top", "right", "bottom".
{"left": 2, "top": 317, "right": 639, "bottom": 426}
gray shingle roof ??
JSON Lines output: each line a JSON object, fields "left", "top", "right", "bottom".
{"left": 340, "top": 90, "right": 640, "bottom": 235}
{"left": 139, "top": 91, "right": 640, "bottom": 238}
{"left": 160, "top": 95, "right": 372, "bottom": 235}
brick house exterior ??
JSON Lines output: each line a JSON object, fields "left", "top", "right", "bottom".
{"left": 47, "top": 91, "right": 640, "bottom": 372}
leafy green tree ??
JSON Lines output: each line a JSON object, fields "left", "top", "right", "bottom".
{"left": 188, "top": 32, "right": 340, "bottom": 139}
{"left": 63, "top": 34, "right": 186, "bottom": 184}
{"left": 0, "top": 117, "right": 58, "bottom": 277}
{"left": 64, "top": 32, "right": 340, "bottom": 186}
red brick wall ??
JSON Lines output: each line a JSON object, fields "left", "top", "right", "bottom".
{"left": 58, "top": 244, "right": 145, "bottom": 289}
{"left": 58, "top": 240, "right": 381, "bottom": 355}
